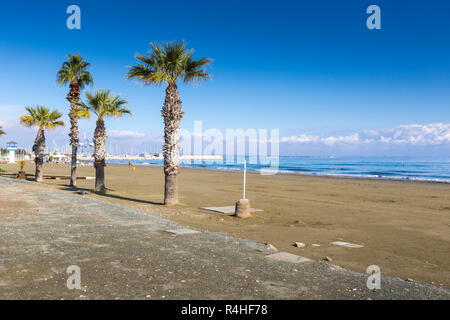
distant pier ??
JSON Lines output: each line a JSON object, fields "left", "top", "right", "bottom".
{"left": 78, "top": 155, "right": 223, "bottom": 161}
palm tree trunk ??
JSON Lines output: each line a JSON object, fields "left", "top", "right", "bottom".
{"left": 33, "top": 128, "right": 45, "bottom": 182}
{"left": 162, "top": 84, "right": 184, "bottom": 205}
{"left": 67, "top": 82, "right": 80, "bottom": 187}
{"left": 93, "top": 118, "right": 107, "bottom": 191}
{"left": 69, "top": 112, "right": 79, "bottom": 186}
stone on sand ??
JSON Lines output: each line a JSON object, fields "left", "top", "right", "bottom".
{"left": 293, "top": 242, "right": 306, "bottom": 248}
{"left": 265, "top": 243, "right": 278, "bottom": 251}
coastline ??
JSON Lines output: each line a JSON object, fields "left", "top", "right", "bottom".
{"left": 101, "top": 157, "right": 450, "bottom": 184}
{"left": 105, "top": 160, "right": 450, "bottom": 185}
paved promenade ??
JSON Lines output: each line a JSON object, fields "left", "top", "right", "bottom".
{"left": 0, "top": 177, "right": 448, "bottom": 299}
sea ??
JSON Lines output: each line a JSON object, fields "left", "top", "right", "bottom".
{"left": 108, "top": 156, "right": 450, "bottom": 183}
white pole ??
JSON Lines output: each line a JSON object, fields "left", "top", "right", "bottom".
{"left": 243, "top": 159, "right": 246, "bottom": 200}
{"left": 8, "top": 150, "right": 15, "bottom": 163}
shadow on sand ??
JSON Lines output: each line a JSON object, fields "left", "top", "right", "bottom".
{"left": 59, "top": 185, "right": 164, "bottom": 206}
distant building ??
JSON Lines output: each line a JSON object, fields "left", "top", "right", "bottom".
{"left": 6, "top": 141, "right": 18, "bottom": 151}
{"left": 45, "top": 153, "right": 69, "bottom": 163}
{"left": 6, "top": 141, "right": 18, "bottom": 163}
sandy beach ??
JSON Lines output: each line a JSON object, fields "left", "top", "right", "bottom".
{"left": 1, "top": 161, "right": 449, "bottom": 288}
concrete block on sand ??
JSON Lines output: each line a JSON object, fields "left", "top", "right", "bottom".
{"left": 165, "top": 229, "right": 201, "bottom": 236}
{"left": 330, "top": 241, "right": 364, "bottom": 248}
{"left": 200, "top": 206, "right": 263, "bottom": 214}
{"left": 265, "top": 252, "right": 312, "bottom": 264}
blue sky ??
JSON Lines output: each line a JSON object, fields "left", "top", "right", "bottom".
{"left": 0, "top": 0, "right": 449, "bottom": 156}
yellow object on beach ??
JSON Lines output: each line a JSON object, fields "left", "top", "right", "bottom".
{"left": 131, "top": 165, "right": 136, "bottom": 172}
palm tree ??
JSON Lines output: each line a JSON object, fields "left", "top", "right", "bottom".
{"left": 19, "top": 106, "right": 64, "bottom": 182}
{"left": 77, "top": 90, "right": 131, "bottom": 191}
{"left": 0, "top": 126, "right": 5, "bottom": 137}
{"left": 57, "top": 53, "right": 93, "bottom": 187}
{"left": 127, "top": 41, "right": 212, "bottom": 205}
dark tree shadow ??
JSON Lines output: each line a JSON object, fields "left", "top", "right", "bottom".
{"left": 59, "top": 185, "right": 164, "bottom": 206}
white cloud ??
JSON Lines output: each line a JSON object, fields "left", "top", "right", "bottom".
{"left": 281, "top": 123, "right": 450, "bottom": 146}
{"left": 0, "top": 105, "right": 23, "bottom": 128}
{"left": 107, "top": 130, "right": 146, "bottom": 139}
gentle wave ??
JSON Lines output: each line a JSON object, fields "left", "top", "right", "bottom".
{"left": 107, "top": 157, "right": 450, "bottom": 183}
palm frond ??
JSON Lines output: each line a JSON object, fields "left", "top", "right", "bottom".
{"left": 79, "top": 90, "right": 132, "bottom": 120}
{"left": 128, "top": 41, "right": 212, "bottom": 87}
{"left": 20, "top": 115, "right": 37, "bottom": 127}
{"left": 74, "top": 101, "right": 92, "bottom": 119}
{"left": 20, "top": 106, "right": 65, "bottom": 130}
{"left": 57, "top": 53, "right": 94, "bottom": 88}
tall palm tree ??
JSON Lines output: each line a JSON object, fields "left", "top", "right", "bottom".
{"left": 77, "top": 90, "right": 131, "bottom": 191}
{"left": 0, "top": 126, "right": 5, "bottom": 137}
{"left": 127, "top": 41, "right": 212, "bottom": 205}
{"left": 19, "top": 106, "right": 64, "bottom": 182}
{"left": 57, "top": 53, "right": 93, "bottom": 187}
